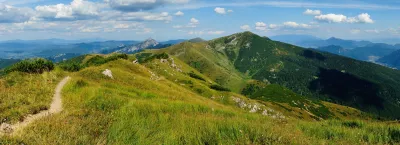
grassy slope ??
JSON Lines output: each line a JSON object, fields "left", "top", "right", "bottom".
{"left": 155, "top": 32, "right": 400, "bottom": 119}
{"left": 0, "top": 57, "right": 399, "bottom": 144}
{"left": 0, "top": 70, "right": 65, "bottom": 123}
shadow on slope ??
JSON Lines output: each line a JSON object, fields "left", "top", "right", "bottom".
{"left": 309, "top": 68, "right": 384, "bottom": 110}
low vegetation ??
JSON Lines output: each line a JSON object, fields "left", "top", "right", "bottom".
{"left": 4, "top": 58, "right": 54, "bottom": 74}
{"left": 0, "top": 71, "right": 64, "bottom": 124}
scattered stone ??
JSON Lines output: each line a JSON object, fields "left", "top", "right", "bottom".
{"left": 160, "top": 59, "right": 168, "bottom": 63}
{"left": 102, "top": 69, "right": 114, "bottom": 79}
{"left": 0, "top": 123, "right": 13, "bottom": 133}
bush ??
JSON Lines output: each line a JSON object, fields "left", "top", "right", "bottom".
{"left": 59, "top": 62, "right": 84, "bottom": 72}
{"left": 142, "top": 53, "right": 169, "bottom": 63}
{"left": 86, "top": 56, "right": 107, "bottom": 66}
{"left": 4, "top": 58, "right": 54, "bottom": 74}
{"left": 342, "top": 121, "right": 364, "bottom": 128}
{"left": 210, "top": 84, "right": 231, "bottom": 92}
{"left": 188, "top": 71, "right": 206, "bottom": 81}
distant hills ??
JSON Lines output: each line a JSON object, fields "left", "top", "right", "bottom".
{"left": 0, "top": 58, "right": 19, "bottom": 69}
{"left": 0, "top": 38, "right": 198, "bottom": 62}
{"left": 378, "top": 49, "right": 400, "bottom": 69}
{"left": 271, "top": 34, "right": 400, "bottom": 63}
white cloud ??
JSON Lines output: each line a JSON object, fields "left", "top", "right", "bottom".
{"left": 214, "top": 7, "right": 232, "bottom": 14}
{"left": 174, "top": 11, "right": 184, "bottom": 16}
{"left": 240, "top": 25, "right": 251, "bottom": 31}
{"left": 190, "top": 18, "right": 199, "bottom": 24}
{"left": 315, "top": 13, "right": 374, "bottom": 24}
{"left": 0, "top": 3, "right": 34, "bottom": 23}
{"left": 35, "top": 0, "right": 101, "bottom": 21}
{"left": 269, "top": 24, "right": 278, "bottom": 29}
{"left": 214, "top": 7, "right": 226, "bottom": 14}
{"left": 355, "top": 13, "right": 374, "bottom": 23}
{"left": 208, "top": 31, "right": 224, "bottom": 35}
{"left": 79, "top": 25, "right": 102, "bottom": 33}
{"left": 107, "top": 0, "right": 190, "bottom": 12}
{"left": 283, "top": 21, "right": 311, "bottom": 29}
{"left": 315, "top": 14, "right": 347, "bottom": 23}
{"left": 303, "top": 9, "right": 321, "bottom": 15}
{"left": 255, "top": 22, "right": 267, "bottom": 30}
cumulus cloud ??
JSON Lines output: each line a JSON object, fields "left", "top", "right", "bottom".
{"left": 240, "top": 25, "right": 251, "bottom": 31}
{"left": 208, "top": 30, "right": 224, "bottom": 35}
{"left": 255, "top": 22, "right": 267, "bottom": 30}
{"left": 0, "top": 3, "right": 34, "bottom": 23}
{"left": 283, "top": 21, "right": 311, "bottom": 29}
{"left": 315, "top": 13, "right": 374, "bottom": 24}
{"left": 35, "top": 0, "right": 101, "bottom": 21}
{"left": 175, "top": 11, "right": 184, "bottom": 16}
{"left": 214, "top": 7, "right": 233, "bottom": 15}
{"left": 269, "top": 24, "right": 278, "bottom": 29}
{"left": 354, "top": 13, "right": 374, "bottom": 23}
{"left": 315, "top": 14, "right": 347, "bottom": 23}
{"left": 190, "top": 18, "right": 199, "bottom": 24}
{"left": 303, "top": 9, "right": 321, "bottom": 15}
{"left": 106, "top": 0, "right": 189, "bottom": 12}
{"left": 186, "top": 17, "right": 199, "bottom": 27}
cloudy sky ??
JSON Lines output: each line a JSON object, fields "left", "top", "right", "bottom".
{"left": 0, "top": 0, "right": 399, "bottom": 41}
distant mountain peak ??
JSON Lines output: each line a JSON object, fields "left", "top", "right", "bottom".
{"left": 327, "top": 37, "right": 342, "bottom": 41}
{"left": 188, "top": 37, "right": 206, "bottom": 43}
{"left": 141, "top": 38, "right": 159, "bottom": 47}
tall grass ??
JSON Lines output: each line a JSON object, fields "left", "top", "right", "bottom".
{"left": 0, "top": 70, "right": 64, "bottom": 124}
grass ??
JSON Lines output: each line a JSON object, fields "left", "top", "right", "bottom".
{"left": 1, "top": 58, "right": 400, "bottom": 145}
{"left": 0, "top": 69, "right": 65, "bottom": 123}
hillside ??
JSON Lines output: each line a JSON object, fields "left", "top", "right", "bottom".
{"left": 2, "top": 54, "right": 400, "bottom": 144}
{"left": 316, "top": 45, "right": 350, "bottom": 56}
{"left": 378, "top": 49, "right": 400, "bottom": 69}
{"left": 154, "top": 31, "right": 400, "bottom": 119}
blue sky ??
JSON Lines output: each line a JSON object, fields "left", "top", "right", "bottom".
{"left": 0, "top": 0, "right": 399, "bottom": 41}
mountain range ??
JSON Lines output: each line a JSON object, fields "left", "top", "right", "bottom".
{"left": 271, "top": 35, "right": 400, "bottom": 64}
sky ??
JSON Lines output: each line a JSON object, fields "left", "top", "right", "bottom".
{"left": 0, "top": 0, "right": 399, "bottom": 41}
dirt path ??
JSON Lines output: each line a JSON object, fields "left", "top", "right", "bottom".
{"left": 0, "top": 76, "right": 71, "bottom": 136}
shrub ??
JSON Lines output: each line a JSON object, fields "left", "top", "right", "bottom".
{"left": 4, "top": 58, "right": 54, "bottom": 74}
{"left": 59, "top": 62, "right": 84, "bottom": 72}
{"left": 142, "top": 53, "right": 169, "bottom": 63}
{"left": 342, "top": 120, "right": 364, "bottom": 128}
{"left": 188, "top": 71, "right": 206, "bottom": 81}
{"left": 210, "top": 84, "right": 231, "bottom": 92}
{"left": 106, "top": 54, "right": 128, "bottom": 62}
{"left": 86, "top": 56, "right": 107, "bottom": 66}
{"left": 389, "top": 127, "right": 400, "bottom": 143}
